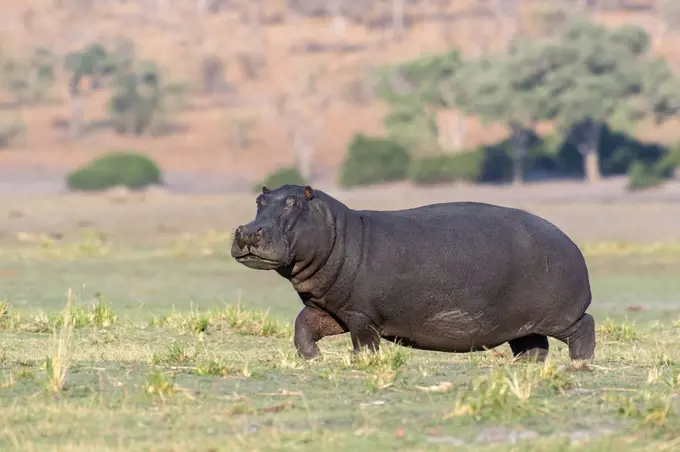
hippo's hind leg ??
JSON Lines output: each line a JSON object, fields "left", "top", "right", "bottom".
{"left": 550, "top": 313, "right": 596, "bottom": 361}
{"left": 343, "top": 311, "right": 381, "bottom": 355}
{"left": 508, "top": 334, "right": 550, "bottom": 362}
{"left": 294, "top": 306, "right": 348, "bottom": 359}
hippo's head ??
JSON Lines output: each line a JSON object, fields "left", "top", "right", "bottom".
{"left": 231, "top": 184, "right": 325, "bottom": 271}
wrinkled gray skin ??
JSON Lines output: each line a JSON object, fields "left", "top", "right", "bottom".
{"left": 231, "top": 184, "right": 595, "bottom": 362}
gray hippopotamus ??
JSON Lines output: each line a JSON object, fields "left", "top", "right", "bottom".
{"left": 231, "top": 184, "right": 595, "bottom": 362}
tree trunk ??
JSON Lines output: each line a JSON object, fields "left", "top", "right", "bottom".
{"left": 582, "top": 148, "right": 601, "bottom": 183}
{"left": 652, "top": 20, "right": 667, "bottom": 51}
{"left": 489, "top": 0, "right": 518, "bottom": 40}
{"left": 328, "top": 0, "right": 346, "bottom": 36}
{"left": 438, "top": 1, "right": 454, "bottom": 47}
{"left": 446, "top": 113, "right": 467, "bottom": 152}
{"left": 292, "top": 128, "right": 315, "bottom": 181}
{"left": 577, "top": 122, "right": 602, "bottom": 183}
{"left": 249, "top": 2, "right": 261, "bottom": 35}
{"left": 511, "top": 155, "right": 523, "bottom": 186}
{"left": 652, "top": 0, "right": 670, "bottom": 51}
{"left": 509, "top": 122, "right": 527, "bottom": 186}
{"left": 69, "top": 93, "right": 83, "bottom": 140}
{"left": 297, "top": 142, "right": 314, "bottom": 181}
{"left": 68, "top": 74, "right": 84, "bottom": 140}
{"left": 392, "top": 0, "right": 406, "bottom": 40}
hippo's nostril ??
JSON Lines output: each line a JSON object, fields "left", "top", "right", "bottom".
{"left": 235, "top": 226, "right": 249, "bottom": 248}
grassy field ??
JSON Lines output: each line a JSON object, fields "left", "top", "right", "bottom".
{"left": 2, "top": 192, "right": 680, "bottom": 451}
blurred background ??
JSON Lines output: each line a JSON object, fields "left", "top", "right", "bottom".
{"left": 0, "top": 0, "right": 679, "bottom": 193}
{"left": 0, "top": 0, "right": 679, "bottom": 317}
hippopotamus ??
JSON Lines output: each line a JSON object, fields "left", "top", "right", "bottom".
{"left": 230, "top": 184, "right": 595, "bottom": 362}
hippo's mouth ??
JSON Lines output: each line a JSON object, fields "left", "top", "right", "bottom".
{"left": 234, "top": 253, "right": 282, "bottom": 270}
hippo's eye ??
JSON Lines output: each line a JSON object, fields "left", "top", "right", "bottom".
{"left": 286, "top": 197, "right": 298, "bottom": 207}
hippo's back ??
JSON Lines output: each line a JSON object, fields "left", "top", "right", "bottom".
{"left": 359, "top": 201, "right": 579, "bottom": 256}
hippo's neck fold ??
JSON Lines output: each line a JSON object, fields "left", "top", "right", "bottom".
{"left": 289, "top": 216, "right": 338, "bottom": 288}
{"left": 288, "top": 201, "right": 364, "bottom": 309}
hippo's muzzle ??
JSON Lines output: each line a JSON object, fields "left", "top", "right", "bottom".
{"left": 234, "top": 224, "right": 266, "bottom": 249}
{"left": 231, "top": 223, "right": 285, "bottom": 270}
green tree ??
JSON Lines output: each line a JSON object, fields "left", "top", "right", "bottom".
{"left": 0, "top": 112, "right": 25, "bottom": 148}
{"left": 64, "top": 44, "right": 113, "bottom": 139}
{"left": 445, "top": 40, "right": 552, "bottom": 185}
{"left": 29, "top": 47, "right": 56, "bottom": 101}
{"left": 63, "top": 41, "right": 134, "bottom": 139}
{"left": 1, "top": 58, "right": 31, "bottom": 106}
{"left": 108, "top": 60, "right": 186, "bottom": 136}
{"left": 382, "top": 99, "right": 439, "bottom": 152}
{"left": 0, "top": 47, "right": 56, "bottom": 106}
{"left": 536, "top": 21, "right": 661, "bottom": 183}
{"left": 374, "top": 49, "right": 461, "bottom": 152}
{"left": 642, "top": 57, "right": 680, "bottom": 125}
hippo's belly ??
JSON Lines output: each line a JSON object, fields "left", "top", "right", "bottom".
{"left": 379, "top": 307, "right": 518, "bottom": 353}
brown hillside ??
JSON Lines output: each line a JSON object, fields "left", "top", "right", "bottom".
{"left": 1, "top": 0, "right": 679, "bottom": 183}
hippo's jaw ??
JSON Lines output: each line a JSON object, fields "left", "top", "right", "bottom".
{"left": 234, "top": 253, "right": 283, "bottom": 270}
{"left": 231, "top": 238, "right": 287, "bottom": 270}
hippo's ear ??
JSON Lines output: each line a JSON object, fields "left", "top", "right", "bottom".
{"left": 262, "top": 186, "right": 271, "bottom": 194}
{"left": 304, "top": 185, "right": 314, "bottom": 201}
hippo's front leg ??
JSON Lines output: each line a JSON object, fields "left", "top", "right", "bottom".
{"left": 294, "top": 306, "right": 348, "bottom": 359}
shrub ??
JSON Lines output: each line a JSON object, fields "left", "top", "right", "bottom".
{"left": 256, "top": 166, "right": 306, "bottom": 192}
{"left": 339, "top": 134, "right": 410, "bottom": 188}
{"left": 0, "top": 114, "right": 25, "bottom": 148}
{"left": 477, "top": 146, "right": 515, "bottom": 182}
{"left": 200, "top": 55, "right": 225, "bottom": 94}
{"left": 409, "top": 151, "right": 484, "bottom": 185}
{"left": 627, "top": 141, "right": 679, "bottom": 191}
{"left": 66, "top": 151, "right": 162, "bottom": 191}
{"left": 553, "top": 124, "right": 669, "bottom": 178}
{"left": 656, "top": 141, "right": 680, "bottom": 178}
{"left": 109, "top": 60, "right": 188, "bottom": 136}
{"left": 627, "top": 161, "right": 664, "bottom": 191}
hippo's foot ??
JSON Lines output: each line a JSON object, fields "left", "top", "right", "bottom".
{"left": 346, "top": 313, "right": 381, "bottom": 355}
{"left": 552, "top": 313, "right": 596, "bottom": 361}
{"left": 295, "top": 341, "right": 320, "bottom": 360}
{"left": 509, "top": 334, "right": 549, "bottom": 363}
{"left": 294, "top": 306, "right": 348, "bottom": 360}
{"left": 352, "top": 335, "right": 380, "bottom": 355}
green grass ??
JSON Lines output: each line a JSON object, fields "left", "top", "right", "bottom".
{"left": 2, "top": 235, "right": 680, "bottom": 450}
{"left": 2, "top": 302, "right": 680, "bottom": 451}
